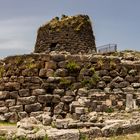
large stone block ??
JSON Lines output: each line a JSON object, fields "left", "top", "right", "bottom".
{"left": 45, "top": 61, "right": 57, "bottom": 69}
{"left": 30, "top": 111, "right": 44, "bottom": 118}
{"left": 47, "top": 77, "right": 61, "bottom": 83}
{"left": 125, "top": 75, "right": 135, "bottom": 83}
{"left": 132, "top": 83, "right": 140, "bottom": 88}
{"left": 22, "top": 83, "right": 41, "bottom": 90}
{"left": 118, "top": 81, "right": 129, "bottom": 88}
{"left": 75, "top": 107, "right": 85, "bottom": 114}
{"left": 46, "top": 128, "right": 80, "bottom": 140}
{"left": 77, "top": 88, "right": 88, "bottom": 97}
{"left": 39, "top": 68, "right": 47, "bottom": 77}
{"left": 52, "top": 95, "right": 61, "bottom": 103}
{"left": 18, "top": 76, "right": 25, "bottom": 83}
{"left": 0, "top": 107, "right": 8, "bottom": 113}
{"left": 25, "top": 103, "right": 42, "bottom": 113}
{"left": 9, "top": 105, "right": 23, "bottom": 112}
{"left": 53, "top": 89, "right": 65, "bottom": 96}
{"left": 19, "top": 89, "right": 30, "bottom": 97}
{"left": 53, "top": 119, "right": 72, "bottom": 129}
{"left": 102, "top": 123, "right": 119, "bottom": 137}
{"left": 126, "top": 94, "right": 133, "bottom": 111}
{"left": 80, "top": 127, "right": 102, "bottom": 139}
{"left": 109, "top": 70, "right": 119, "bottom": 77}
{"left": 46, "top": 69, "right": 55, "bottom": 77}
{"left": 38, "top": 94, "right": 53, "bottom": 103}
{"left": 17, "top": 96, "right": 36, "bottom": 105}
{"left": 4, "top": 82, "right": 20, "bottom": 91}
{"left": 4, "top": 112, "right": 18, "bottom": 123}
{"left": 54, "top": 102, "right": 64, "bottom": 114}
{"left": 0, "top": 114, "right": 6, "bottom": 121}
{"left": 31, "top": 76, "right": 42, "bottom": 84}
{"left": 5, "top": 99, "right": 16, "bottom": 107}
{"left": 0, "top": 101, "right": 5, "bottom": 107}
{"left": 51, "top": 54, "right": 66, "bottom": 62}
{"left": 102, "top": 76, "right": 112, "bottom": 82}
{"left": 61, "top": 96, "right": 74, "bottom": 103}
{"left": 9, "top": 91, "right": 18, "bottom": 99}
{"left": 97, "top": 81, "right": 106, "bottom": 89}
{"left": 18, "top": 112, "right": 28, "bottom": 120}
{"left": 32, "top": 89, "right": 46, "bottom": 96}
{"left": 54, "top": 68, "right": 68, "bottom": 77}
{"left": 42, "top": 113, "right": 52, "bottom": 126}
{"left": 0, "top": 91, "right": 9, "bottom": 99}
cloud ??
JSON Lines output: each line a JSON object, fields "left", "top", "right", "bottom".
{"left": 0, "top": 39, "right": 30, "bottom": 50}
{"left": 0, "top": 38, "right": 12, "bottom": 45}
{"left": 0, "top": 17, "right": 43, "bottom": 52}
{"left": 0, "top": 16, "right": 53, "bottom": 58}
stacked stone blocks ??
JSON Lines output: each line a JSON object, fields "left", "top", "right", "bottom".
{"left": 34, "top": 15, "right": 96, "bottom": 54}
{"left": 0, "top": 54, "right": 140, "bottom": 122}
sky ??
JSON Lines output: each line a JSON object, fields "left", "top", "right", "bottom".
{"left": 0, "top": 0, "right": 140, "bottom": 58}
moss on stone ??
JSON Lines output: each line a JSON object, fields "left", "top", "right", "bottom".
{"left": 66, "top": 61, "right": 80, "bottom": 73}
{"left": 0, "top": 65, "right": 4, "bottom": 79}
{"left": 45, "top": 15, "right": 91, "bottom": 32}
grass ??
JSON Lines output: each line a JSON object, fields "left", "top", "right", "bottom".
{"left": 25, "top": 63, "right": 37, "bottom": 69}
{"left": 59, "top": 77, "right": 71, "bottom": 89}
{"left": 97, "top": 58, "right": 104, "bottom": 68}
{"left": 47, "top": 15, "right": 91, "bottom": 31}
{"left": 75, "top": 22, "right": 84, "bottom": 31}
{"left": 66, "top": 61, "right": 80, "bottom": 73}
{"left": 0, "top": 121, "right": 16, "bottom": 126}
{"left": 14, "top": 56, "right": 22, "bottom": 65}
{"left": 80, "top": 134, "right": 89, "bottom": 140}
{"left": 89, "top": 67, "right": 95, "bottom": 74}
{"left": 43, "top": 135, "right": 49, "bottom": 140}
{"left": 105, "top": 107, "right": 114, "bottom": 113}
{"left": 81, "top": 71, "right": 100, "bottom": 88}
{"left": 0, "top": 137, "right": 6, "bottom": 140}
{"left": 24, "top": 58, "right": 37, "bottom": 69}
{"left": 0, "top": 66, "right": 4, "bottom": 79}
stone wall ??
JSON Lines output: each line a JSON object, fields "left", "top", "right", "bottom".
{"left": 34, "top": 15, "right": 96, "bottom": 54}
{"left": 0, "top": 53, "right": 140, "bottom": 122}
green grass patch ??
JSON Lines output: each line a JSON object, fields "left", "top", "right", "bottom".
{"left": 105, "top": 107, "right": 114, "bottom": 113}
{"left": 0, "top": 121, "right": 16, "bottom": 126}
{"left": 66, "top": 61, "right": 80, "bottom": 73}
{"left": 0, "top": 137, "right": 7, "bottom": 140}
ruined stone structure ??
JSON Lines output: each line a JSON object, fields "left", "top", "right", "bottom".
{"left": 1, "top": 15, "right": 140, "bottom": 139}
{"left": 0, "top": 53, "right": 140, "bottom": 123}
{"left": 34, "top": 15, "right": 96, "bottom": 54}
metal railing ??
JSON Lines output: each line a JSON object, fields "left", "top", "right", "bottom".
{"left": 97, "top": 44, "right": 117, "bottom": 54}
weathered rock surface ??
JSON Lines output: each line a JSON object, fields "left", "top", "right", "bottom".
{"left": 34, "top": 15, "right": 96, "bottom": 54}
{"left": 46, "top": 128, "right": 80, "bottom": 140}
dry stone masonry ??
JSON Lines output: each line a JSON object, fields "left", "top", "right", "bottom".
{"left": 1, "top": 15, "right": 140, "bottom": 139}
{"left": 34, "top": 15, "right": 96, "bottom": 54}
{"left": 0, "top": 53, "right": 140, "bottom": 123}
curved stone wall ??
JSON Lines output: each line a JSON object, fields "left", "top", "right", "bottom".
{"left": 34, "top": 15, "right": 96, "bottom": 54}
{"left": 0, "top": 53, "right": 140, "bottom": 122}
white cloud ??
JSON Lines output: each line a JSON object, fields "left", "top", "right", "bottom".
{"left": 0, "top": 17, "right": 43, "bottom": 51}
{"left": 0, "top": 39, "right": 30, "bottom": 50}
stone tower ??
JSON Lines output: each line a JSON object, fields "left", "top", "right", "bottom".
{"left": 34, "top": 15, "right": 96, "bottom": 54}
